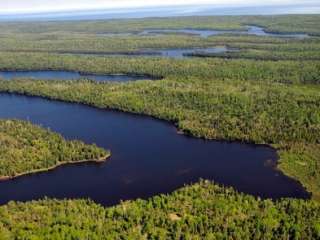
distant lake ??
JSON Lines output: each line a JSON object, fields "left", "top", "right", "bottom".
{"left": 0, "top": 71, "right": 153, "bottom": 82}
{"left": 59, "top": 47, "right": 237, "bottom": 59}
{"left": 137, "top": 26, "right": 309, "bottom": 39}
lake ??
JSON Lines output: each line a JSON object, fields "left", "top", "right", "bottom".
{"left": 0, "top": 93, "right": 309, "bottom": 206}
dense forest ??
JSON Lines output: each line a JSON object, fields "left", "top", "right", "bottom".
{"left": 0, "top": 15, "right": 319, "bottom": 35}
{"left": 0, "top": 119, "right": 109, "bottom": 178}
{"left": 0, "top": 27, "right": 318, "bottom": 61}
{"left": 0, "top": 14, "right": 319, "bottom": 238}
{"left": 0, "top": 53, "right": 319, "bottom": 84}
{"left": 0, "top": 72, "right": 319, "bottom": 199}
{"left": 0, "top": 181, "right": 319, "bottom": 239}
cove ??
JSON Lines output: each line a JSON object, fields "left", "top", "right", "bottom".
{"left": 0, "top": 93, "right": 309, "bottom": 206}
{"left": 246, "top": 25, "right": 309, "bottom": 39}
{"left": 0, "top": 71, "right": 152, "bottom": 82}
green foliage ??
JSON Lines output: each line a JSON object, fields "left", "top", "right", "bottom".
{"left": 0, "top": 15, "right": 319, "bottom": 35}
{"left": 0, "top": 52, "right": 319, "bottom": 84}
{"left": 0, "top": 181, "right": 319, "bottom": 239}
{"left": 242, "top": 15, "right": 320, "bottom": 36}
{"left": 0, "top": 14, "right": 319, "bottom": 238}
{"left": 0, "top": 24, "right": 319, "bottom": 62}
{"left": 0, "top": 77, "right": 319, "bottom": 197}
{"left": 0, "top": 33, "right": 217, "bottom": 54}
{"left": 277, "top": 143, "right": 320, "bottom": 201}
{"left": 0, "top": 16, "right": 246, "bottom": 34}
{"left": 197, "top": 42, "right": 320, "bottom": 61}
{"left": 1, "top": 79, "right": 319, "bottom": 144}
{"left": 192, "top": 48, "right": 320, "bottom": 61}
{"left": 0, "top": 15, "right": 318, "bottom": 199}
{"left": 0, "top": 15, "right": 319, "bottom": 63}
{"left": 0, "top": 119, "right": 109, "bottom": 178}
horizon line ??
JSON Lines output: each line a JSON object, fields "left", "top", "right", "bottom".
{"left": 1, "top": 2, "right": 319, "bottom": 15}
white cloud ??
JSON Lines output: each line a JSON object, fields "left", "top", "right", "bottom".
{"left": 0, "top": 0, "right": 317, "bottom": 14}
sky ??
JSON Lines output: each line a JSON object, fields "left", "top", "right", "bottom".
{"left": 0, "top": 0, "right": 318, "bottom": 14}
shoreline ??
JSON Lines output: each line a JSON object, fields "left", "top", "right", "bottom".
{"left": 0, "top": 91, "right": 312, "bottom": 200}
{"left": 0, "top": 153, "right": 110, "bottom": 181}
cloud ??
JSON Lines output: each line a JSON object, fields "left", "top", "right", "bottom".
{"left": 0, "top": 0, "right": 317, "bottom": 14}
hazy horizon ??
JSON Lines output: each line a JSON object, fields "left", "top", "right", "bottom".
{"left": 0, "top": 1, "right": 319, "bottom": 21}
{"left": 1, "top": 0, "right": 320, "bottom": 14}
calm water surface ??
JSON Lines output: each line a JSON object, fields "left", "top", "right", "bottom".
{"left": 0, "top": 93, "right": 309, "bottom": 206}
{"left": 64, "top": 47, "right": 236, "bottom": 59}
{"left": 153, "top": 47, "right": 236, "bottom": 58}
{"left": 103, "top": 26, "right": 309, "bottom": 39}
{"left": 0, "top": 71, "right": 151, "bottom": 82}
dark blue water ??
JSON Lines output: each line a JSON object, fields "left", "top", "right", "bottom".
{"left": 0, "top": 71, "right": 151, "bottom": 82}
{"left": 0, "top": 93, "right": 309, "bottom": 206}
